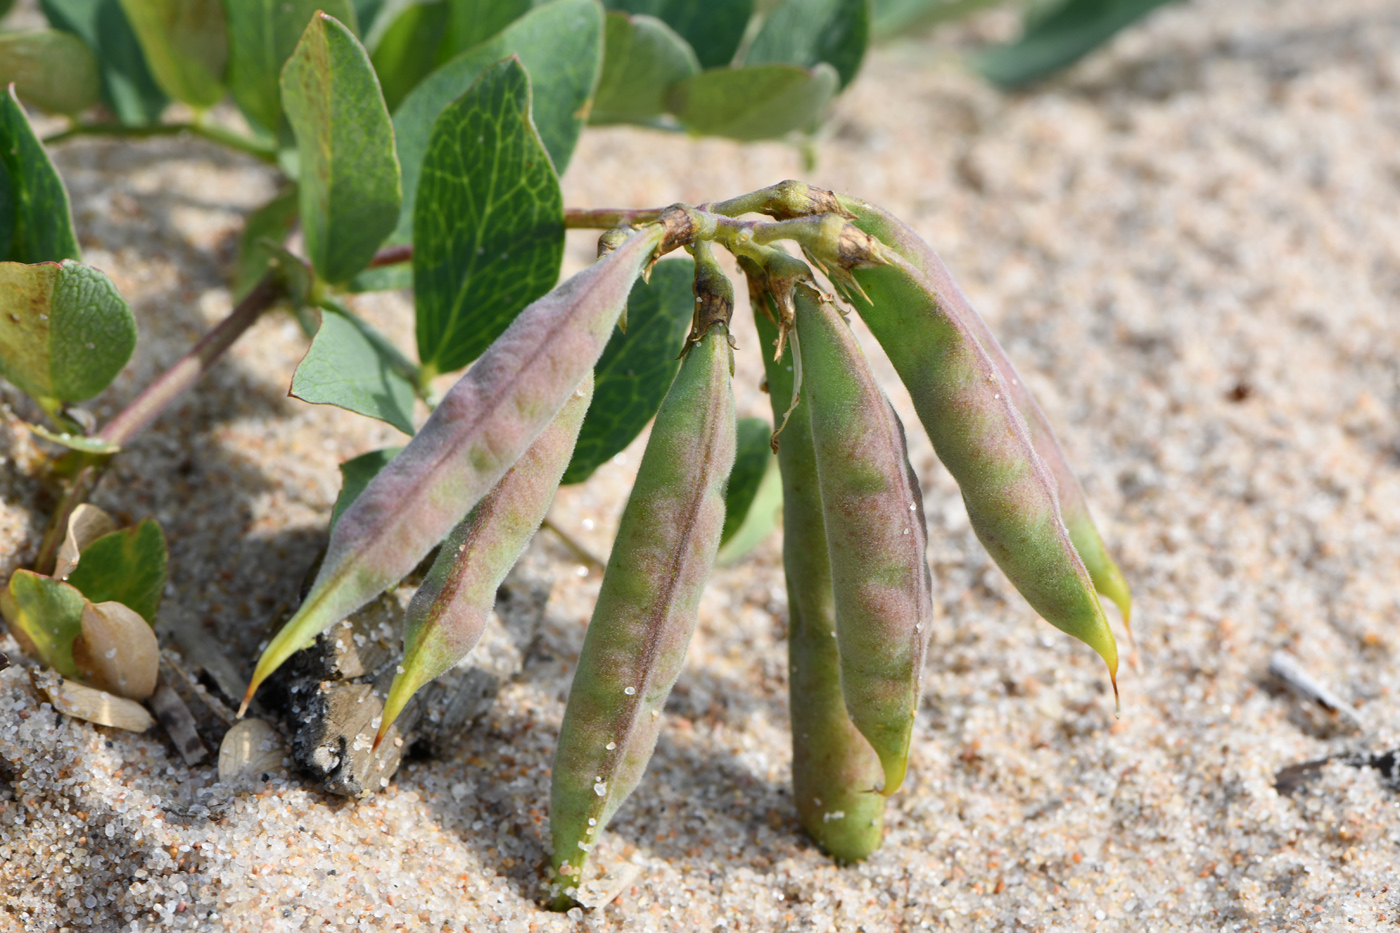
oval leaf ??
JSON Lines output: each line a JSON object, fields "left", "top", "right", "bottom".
{"left": 667, "top": 63, "right": 838, "bottom": 141}
{"left": 64, "top": 518, "right": 168, "bottom": 623}
{"left": 591, "top": 12, "right": 699, "bottom": 125}
{"left": 367, "top": 0, "right": 448, "bottom": 112}
{"left": 0, "top": 260, "right": 136, "bottom": 406}
{"left": 976, "top": 0, "right": 1179, "bottom": 89}
{"left": 413, "top": 56, "right": 564, "bottom": 376}
{"left": 282, "top": 12, "right": 402, "bottom": 284}
{"left": 742, "top": 0, "right": 868, "bottom": 89}
{"left": 438, "top": 0, "right": 532, "bottom": 63}
{"left": 602, "top": 0, "right": 753, "bottom": 70}
{"left": 0, "top": 30, "right": 101, "bottom": 114}
{"left": 40, "top": 0, "right": 168, "bottom": 125}
{"left": 561, "top": 257, "right": 694, "bottom": 485}
{"left": 2, "top": 570, "right": 86, "bottom": 676}
{"left": 290, "top": 308, "right": 417, "bottom": 435}
{"left": 117, "top": 0, "right": 227, "bottom": 108}
{"left": 0, "top": 85, "right": 82, "bottom": 263}
{"left": 390, "top": 0, "right": 603, "bottom": 243}
{"left": 225, "top": 0, "right": 357, "bottom": 133}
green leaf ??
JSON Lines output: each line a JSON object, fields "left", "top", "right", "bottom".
{"left": 391, "top": 0, "right": 602, "bottom": 243}
{"left": 330, "top": 446, "right": 403, "bottom": 533}
{"left": 668, "top": 62, "right": 838, "bottom": 141}
{"left": 439, "top": 0, "right": 532, "bottom": 63}
{"left": 41, "top": 0, "right": 168, "bottom": 125}
{"left": 353, "top": 0, "right": 385, "bottom": 33}
{"left": 290, "top": 308, "right": 417, "bottom": 435}
{"left": 716, "top": 439, "right": 781, "bottom": 564}
{"left": 282, "top": 12, "right": 402, "bottom": 285}
{"left": 414, "top": 57, "right": 563, "bottom": 377}
{"left": 561, "top": 257, "right": 694, "bottom": 485}
{"left": 64, "top": 519, "right": 167, "bottom": 624}
{"left": 0, "top": 30, "right": 101, "bottom": 114}
{"left": 602, "top": 0, "right": 753, "bottom": 69}
{"left": 368, "top": 0, "right": 447, "bottom": 112}
{"left": 0, "top": 87, "right": 82, "bottom": 264}
{"left": 224, "top": 0, "right": 357, "bottom": 133}
{"left": 23, "top": 420, "right": 121, "bottom": 454}
{"left": 0, "top": 0, "right": 15, "bottom": 19}
{"left": 118, "top": 0, "right": 228, "bottom": 108}
{"left": 0, "top": 260, "right": 136, "bottom": 406}
{"left": 347, "top": 262, "right": 412, "bottom": 293}
{"left": 976, "top": 0, "right": 1180, "bottom": 88}
{"left": 1, "top": 570, "right": 86, "bottom": 677}
{"left": 233, "top": 185, "right": 299, "bottom": 301}
{"left": 591, "top": 12, "right": 699, "bottom": 125}
{"left": 744, "top": 0, "right": 869, "bottom": 89}
{"left": 720, "top": 417, "right": 774, "bottom": 545}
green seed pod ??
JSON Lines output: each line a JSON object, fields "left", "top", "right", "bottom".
{"left": 750, "top": 271, "right": 885, "bottom": 861}
{"left": 793, "top": 283, "right": 935, "bottom": 796}
{"left": 549, "top": 323, "right": 736, "bottom": 908}
{"left": 814, "top": 216, "right": 1119, "bottom": 696}
{"left": 241, "top": 225, "right": 665, "bottom": 715}
{"left": 834, "top": 193, "right": 1131, "bottom": 633}
{"left": 374, "top": 371, "right": 594, "bottom": 749}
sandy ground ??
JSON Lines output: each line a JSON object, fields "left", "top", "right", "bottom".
{"left": 4, "top": 0, "right": 1400, "bottom": 929}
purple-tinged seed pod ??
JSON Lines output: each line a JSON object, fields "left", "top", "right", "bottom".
{"left": 241, "top": 225, "right": 666, "bottom": 715}
{"left": 549, "top": 323, "right": 736, "bottom": 909}
{"left": 834, "top": 193, "right": 1132, "bottom": 634}
{"left": 794, "top": 283, "right": 935, "bottom": 797}
{"left": 825, "top": 228, "right": 1120, "bottom": 697}
{"left": 373, "top": 371, "right": 594, "bottom": 750}
{"left": 750, "top": 270, "right": 886, "bottom": 860}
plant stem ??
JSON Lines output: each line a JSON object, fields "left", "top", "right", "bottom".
{"left": 367, "top": 244, "right": 412, "bottom": 267}
{"left": 366, "top": 206, "right": 727, "bottom": 269}
{"left": 541, "top": 516, "right": 604, "bottom": 572}
{"left": 43, "top": 121, "right": 279, "bottom": 164}
{"left": 563, "top": 206, "right": 669, "bottom": 229}
{"left": 33, "top": 276, "right": 286, "bottom": 574}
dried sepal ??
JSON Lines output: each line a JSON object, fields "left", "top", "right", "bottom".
{"left": 31, "top": 669, "right": 154, "bottom": 732}
{"left": 218, "top": 718, "right": 288, "bottom": 788}
{"left": 71, "top": 600, "right": 159, "bottom": 700}
{"left": 53, "top": 504, "right": 117, "bottom": 580}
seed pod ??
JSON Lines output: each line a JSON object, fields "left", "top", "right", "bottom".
{"left": 751, "top": 274, "right": 885, "bottom": 860}
{"left": 835, "top": 193, "right": 1131, "bottom": 631}
{"left": 549, "top": 323, "right": 736, "bottom": 908}
{"left": 821, "top": 216, "right": 1119, "bottom": 694}
{"left": 374, "top": 371, "right": 594, "bottom": 749}
{"left": 793, "top": 283, "right": 935, "bottom": 796}
{"left": 242, "top": 225, "right": 665, "bottom": 714}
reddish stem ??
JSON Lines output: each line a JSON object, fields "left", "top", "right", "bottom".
{"left": 33, "top": 276, "right": 285, "bottom": 573}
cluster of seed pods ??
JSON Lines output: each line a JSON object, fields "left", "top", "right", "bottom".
{"left": 240, "top": 185, "right": 1128, "bottom": 908}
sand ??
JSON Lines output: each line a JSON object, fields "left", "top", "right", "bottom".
{"left": 3, "top": 0, "right": 1400, "bottom": 929}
